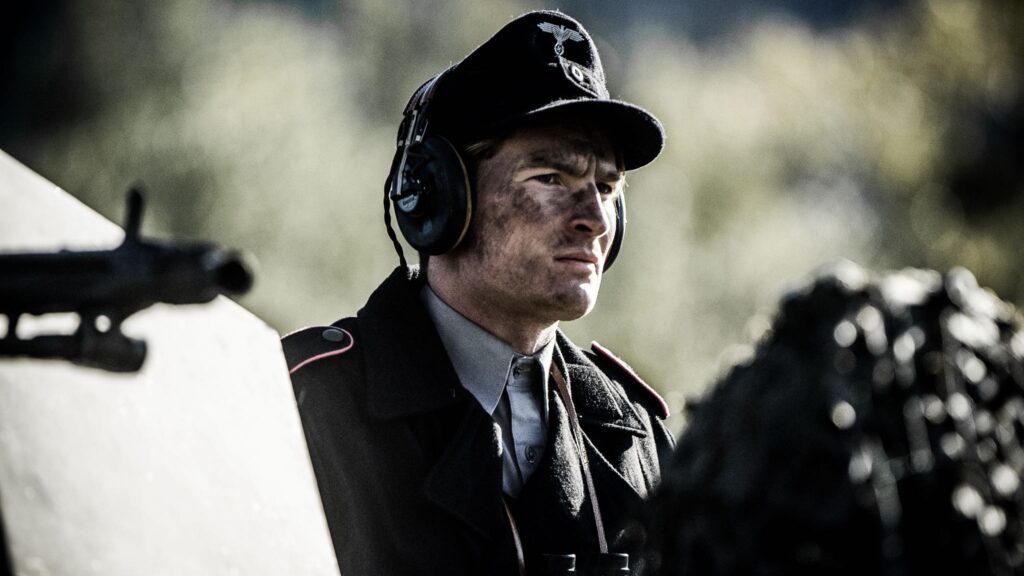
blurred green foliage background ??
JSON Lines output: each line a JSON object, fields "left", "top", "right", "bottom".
{"left": 2, "top": 0, "right": 1022, "bottom": 431}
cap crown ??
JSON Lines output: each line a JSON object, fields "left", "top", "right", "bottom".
{"left": 418, "top": 11, "right": 663, "bottom": 170}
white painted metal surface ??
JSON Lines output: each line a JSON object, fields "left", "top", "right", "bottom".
{"left": 0, "top": 151, "right": 339, "bottom": 576}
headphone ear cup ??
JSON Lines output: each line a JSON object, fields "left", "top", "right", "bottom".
{"left": 393, "top": 136, "right": 473, "bottom": 255}
{"left": 603, "top": 193, "right": 626, "bottom": 271}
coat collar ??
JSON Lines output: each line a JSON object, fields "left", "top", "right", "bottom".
{"left": 358, "top": 266, "right": 648, "bottom": 439}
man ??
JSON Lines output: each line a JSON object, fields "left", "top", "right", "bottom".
{"left": 284, "top": 11, "right": 672, "bottom": 575}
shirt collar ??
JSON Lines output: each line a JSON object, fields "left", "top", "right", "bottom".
{"left": 422, "top": 284, "right": 555, "bottom": 415}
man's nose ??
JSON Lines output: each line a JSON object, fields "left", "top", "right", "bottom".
{"left": 569, "top": 182, "right": 611, "bottom": 239}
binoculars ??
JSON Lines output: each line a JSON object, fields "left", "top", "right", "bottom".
{"left": 542, "top": 552, "right": 630, "bottom": 575}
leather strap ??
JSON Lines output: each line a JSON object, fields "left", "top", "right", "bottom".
{"left": 503, "top": 497, "right": 527, "bottom": 576}
{"left": 550, "top": 357, "right": 609, "bottom": 553}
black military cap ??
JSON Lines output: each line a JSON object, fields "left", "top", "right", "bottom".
{"left": 425, "top": 10, "right": 665, "bottom": 171}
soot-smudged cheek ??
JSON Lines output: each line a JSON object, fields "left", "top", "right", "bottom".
{"left": 509, "top": 183, "right": 561, "bottom": 220}
{"left": 480, "top": 184, "right": 555, "bottom": 252}
{"left": 465, "top": 209, "right": 527, "bottom": 272}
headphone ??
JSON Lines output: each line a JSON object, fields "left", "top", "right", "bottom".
{"left": 384, "top": 72, "right": 627, "bottom": 271}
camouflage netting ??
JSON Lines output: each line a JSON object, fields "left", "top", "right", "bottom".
{"left": 646, "top": 262, "right": 1024, "bottom": 576}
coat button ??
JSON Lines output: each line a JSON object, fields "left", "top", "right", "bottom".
{"left": 321, "top": 328, "right": 346, "bottom": 342}
{"left": 526, "top": 446, "right": 537, "bottom": 464}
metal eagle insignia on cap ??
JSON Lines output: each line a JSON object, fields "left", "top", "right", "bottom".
{"left": 537, "top": 22, "right": 584, "bottom": 57}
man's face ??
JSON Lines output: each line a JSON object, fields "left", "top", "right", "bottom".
{"left": 449, "top": 121, "right": 622, "bottom": 326}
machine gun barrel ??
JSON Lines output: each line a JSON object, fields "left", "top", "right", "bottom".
{"left": 0, "top": 241, "right": 253, "bottom": 315}
{"left": 0, "top": 188, "right": 254, "bottom": 372}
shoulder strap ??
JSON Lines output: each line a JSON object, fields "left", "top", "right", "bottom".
{"left": 590, "top": 341, "right": 669, "bottom": 420}
{"left": 281, "top": 325, "right": 355, "bottom": 375}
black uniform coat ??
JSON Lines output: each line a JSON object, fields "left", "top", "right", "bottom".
{"left": 283, "top": 266, "right": 673, "bottom": 575}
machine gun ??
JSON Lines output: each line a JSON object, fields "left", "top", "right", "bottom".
{"left": 0, "top": 188, "right": 254, "bottom": 372}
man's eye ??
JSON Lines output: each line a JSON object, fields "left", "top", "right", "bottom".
{"left": 597, "top": 183, "right": 614, "bottom": 195}
{"left": 534, "top": 173, "right": 560, "bottom": 185}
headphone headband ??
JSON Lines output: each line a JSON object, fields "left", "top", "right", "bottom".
{"left": 390, "top": 71, "right": 447, "bottom": 202}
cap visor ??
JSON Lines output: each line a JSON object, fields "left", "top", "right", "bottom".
{"left": 515, "top": 99, "right": 665, "bottom": 171}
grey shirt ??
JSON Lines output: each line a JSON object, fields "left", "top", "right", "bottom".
{"left": 422, "top": 285, "right": 553, "bottom": 497}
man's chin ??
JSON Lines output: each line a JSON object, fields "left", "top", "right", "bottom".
{"left": 552, "top": 284, "right": 600, "bottom": 321}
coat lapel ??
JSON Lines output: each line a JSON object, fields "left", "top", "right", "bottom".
{"left": 422, "top": 400, "right": 506, "bottom": 540}
{"left": 523, "top": 381, "right": 588, "bottom": 518}
{"left": 512, "top": 337, "right": 655, "bottom": 556}
{"left": 556, "top": 333, "right": 651, "bottom": 500}
{"left": 357, "top": 266, "right": 506, "bottom": 540}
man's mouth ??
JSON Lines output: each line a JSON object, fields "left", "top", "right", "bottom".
{"left": 555, "top": 251, "right": 600, "bottom": 271}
